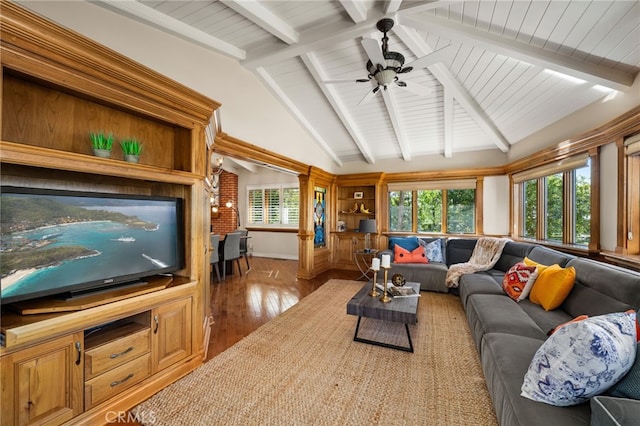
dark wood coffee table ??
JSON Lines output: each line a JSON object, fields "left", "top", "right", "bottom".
{"left": 346, "top": 281, "right": 420, "bottom": 352}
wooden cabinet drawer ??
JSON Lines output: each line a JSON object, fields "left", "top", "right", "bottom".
{"left": 85, "top": 328, "right": 150, "bottom": 380}
{"left": 84, "top": 353, "right": 151, "bottom": 410}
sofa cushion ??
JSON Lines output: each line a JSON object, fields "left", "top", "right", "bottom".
{"left": 393, "top": 244, "right": 428, "bottom": 263}
{"left": 481, "top": 333, "right": 589, "bottom": 426}
{"left": 563, "top": 283, "right": 634, "bottom": 318}
{"left": 445, "top": 238, "right": 477, "bottom": 266}
{"left": 608, "top": 341, "right": 640, "bottom": 399}
{"left": 527, "top": 245, "right": 575, "bottom": 267}
{"left": 458, "top": 273, "right": 504, "bottom": 308}
{"left": 493, "top": 241, "right": 535, "bottom": 273}
{"left": 521, "top": 311, "right": 637, "bottom": 406}
{"left": 566, "top": 258, "right": 640, "bottom": 308}
{"left": 529, "top": 265, "right": 576, "bottom": 311}
{"left": 465, "top": 294, "right": 547, "bottom": 350}
{"left": 518, "top": 300, "right": 573, "bottom": 336}
{"left": 502, "top": 262, "right": 538, "bottom": 301}
{"left": 590, "top": 396, "right": 640, "bottom": 426}
{"left": 389, "top": 262, "right": 448, "bottom": 293}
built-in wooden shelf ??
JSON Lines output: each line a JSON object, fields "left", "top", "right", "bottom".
{"left": 0, "top": 141, "right": 201, "bottom": 186}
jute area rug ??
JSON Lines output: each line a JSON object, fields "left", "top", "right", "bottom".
{"left": 134, "top": 279, "right": 498, "bottom": 425}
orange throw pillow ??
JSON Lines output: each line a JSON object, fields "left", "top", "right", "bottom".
{"left": 529, "top": 264, "right": 576, "bottom": 311}
{"left": 394, "top": 245, "right": 428, "bottom": 264}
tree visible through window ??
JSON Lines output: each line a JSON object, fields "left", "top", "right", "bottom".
{"left": 389, "top": 191, "right": 413, "bottom": 232}
{"left": 517, "top": 157, "right": 591, "bottom": 246}
{"left": 389, "top": 186, "right": 476, "bottom": 234}
{"left": 447, "top": 189, "right": 475, "bottom": 233}
{"left": 545, "top": 173, "right": 563, "bottom": 242}
{"left": 417, "top": 190, "right": 442, "bottom": 232}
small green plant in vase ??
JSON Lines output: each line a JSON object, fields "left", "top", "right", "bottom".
{"left": 90, "top": 132, "right": 114, "bottom": 158}
{"left": 120, "top": 138, "right": 143, "bottom": 163}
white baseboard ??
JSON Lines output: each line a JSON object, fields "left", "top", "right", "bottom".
{"left": 251, "top": 252, "right": 298, "bottom": 260}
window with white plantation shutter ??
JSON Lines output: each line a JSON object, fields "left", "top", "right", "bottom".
{"left": 265, "top": 189, "right": 280, "bottom": 224}
{"left": 248, "top": 189, "right": 263, "bottom": 224}
{"left": 246, "top": 184, "right": 299, "bottom": 227}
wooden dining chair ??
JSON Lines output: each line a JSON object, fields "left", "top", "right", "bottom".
{"left": 221, "top": 231, "right": 242, "bottom": 280}
{"left": 209, "top": 234, "right": 221, "bottom": 283}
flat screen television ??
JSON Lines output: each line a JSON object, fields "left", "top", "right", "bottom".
{"left": 0, "top": 186, "right": 184, "bottom": 305}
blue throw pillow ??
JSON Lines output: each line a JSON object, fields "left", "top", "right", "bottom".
{"left": 422, "top": 239, "right": 444, "bottom": 263}
{"left": 608, "top": 342, "right": 640, "bottom": 399}
{"left": 388, "top": 237, "right": 420, "bottom": 252}
{"left": 521, "top": 311, "right": 637, "bottom": 406}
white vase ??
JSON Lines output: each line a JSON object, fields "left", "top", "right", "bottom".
{"left": 124, "top": 154, "right": 139, "bottom": 163}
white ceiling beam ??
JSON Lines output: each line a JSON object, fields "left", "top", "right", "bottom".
{"left": 242, "top": 1, "right": 450, "bottom": 69}
{"left": 385, "top": 0, "right": 403, "bottom": 14}
{"left": 400, "top": 14, "right": 635, "bottom": 91}
{"left": 340, "top": 0, "right": 368, "bottom": 23}
{"left": 301, "top": 53, "right": 376, "bottom": 164}
{"left": 93, "top": 0, "right": 245, "bottom": 60}
{"left": 221, "top": 0, "right": 298, "bottom": 45}
{"left": 254, "top": 67, "right": 343, "bottom": 167}
{"left": 443, "top": 87, "right": 453, "bottom": 158}
{"left": 394, "top": 24, "right": 510, "bottom": 152}
{"left": 381, "top": 90, "right": 411, "bottom": 161}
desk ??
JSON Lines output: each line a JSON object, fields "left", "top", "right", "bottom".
{"left": 354, "top": 249, "right": 379, "bottom": 280}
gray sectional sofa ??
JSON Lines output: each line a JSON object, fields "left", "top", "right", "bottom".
{"left": 383, "top": 237, "right": 640, "bottom": 425}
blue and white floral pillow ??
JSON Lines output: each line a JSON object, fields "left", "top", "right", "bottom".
{"left": 422, "top": 239, "right": 444, "bottom": 263}
{"left": 521, "top": 311, "right": 637, "bottom": 406}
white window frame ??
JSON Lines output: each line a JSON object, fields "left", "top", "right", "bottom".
{"left": 246, "top": 183, "right": 299, "bottom": 228}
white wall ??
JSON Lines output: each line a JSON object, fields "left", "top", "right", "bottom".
{"left": 238, "top": 167, "right": 299, "bottom": 260}
{"left": 483, "top": 176, "right": 510, "bottom": 236}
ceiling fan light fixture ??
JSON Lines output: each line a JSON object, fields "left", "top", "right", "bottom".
{"left": 365, "top": 51, "right": 405, "bottom": 87}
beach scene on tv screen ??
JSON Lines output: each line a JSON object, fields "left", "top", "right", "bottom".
{"left": 0, "top": 192, "right": 179, "bottom": 301}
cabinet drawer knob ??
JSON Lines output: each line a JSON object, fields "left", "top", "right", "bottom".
{"left": 154, "top": 315, "right": 159, "bottom": 334}
{"left": 109, "top": 346, "right": 134, "bottom": 359}
{"left": 110, "top": 373, "right": 134, "bottom": 388}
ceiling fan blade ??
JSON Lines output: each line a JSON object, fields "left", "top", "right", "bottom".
{"left": 322, "top": 79, "right": 365, "bottom": 84}
{"left": 404, "top": 45, "right": 451, "bottom": 70}
{"left": 358, "top": 87, "right": 380, "bottom": 105}
{"left": 401, "top": 81, "right": 432, "bottom": 97}
{"left": 361, "top": 38, "right": 386, "bottom": 66}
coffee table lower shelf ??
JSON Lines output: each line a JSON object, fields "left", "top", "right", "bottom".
{"left": 352, "top": 316, "right": 414, "bottom": 352}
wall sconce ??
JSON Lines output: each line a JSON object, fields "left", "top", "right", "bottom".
{"left": 226, "top": 200, "right": 240, "bottom": 229}
{"left": 209, "top": 156, "right": 223, "bottom": 214}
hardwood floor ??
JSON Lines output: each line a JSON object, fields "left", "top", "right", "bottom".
{"left": 206, "top": 257, "right": 360, "bottom": 361}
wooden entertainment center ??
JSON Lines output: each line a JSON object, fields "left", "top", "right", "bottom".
{"left": 0, "top": 2, "right": 218, "bottom": 425}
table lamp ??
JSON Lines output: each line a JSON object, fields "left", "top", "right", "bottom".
{"left": 358, "top": 219, "right": 377, "bottom": 252}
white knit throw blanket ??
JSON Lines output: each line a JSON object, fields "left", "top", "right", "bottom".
{"left": 445, "top": 237, "right": 511, "bottom": 288}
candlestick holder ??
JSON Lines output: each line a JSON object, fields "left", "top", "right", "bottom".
{"left": 369, "top": 269, "right": 380, "bottom": 297}
{"left": 379, "top": 267, "right": 392, "bottom": 303}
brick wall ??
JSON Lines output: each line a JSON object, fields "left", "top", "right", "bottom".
{"left": 211, "top": 171, "right": 238, "bottom": 235}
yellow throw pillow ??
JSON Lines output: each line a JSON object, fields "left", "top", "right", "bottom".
{"left": 523, "top": 257, "right": 549, "bottom": 274}
{"left": 529, "top": 264, "right": 576, "bottom": 311}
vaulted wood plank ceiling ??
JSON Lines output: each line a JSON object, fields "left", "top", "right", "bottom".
{"left": 93, "top": 0, "right": 639, "bottom": 167}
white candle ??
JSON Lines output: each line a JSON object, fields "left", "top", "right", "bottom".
{"left": 371, "top": 257, "right": 380, "bottom": 271}
{"left": 381, "top": 254, "right": 391, "bottom": 268}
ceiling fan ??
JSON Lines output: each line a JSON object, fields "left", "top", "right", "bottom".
{"left": 354, "top": 18, "right": 449, "bottom": 104}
